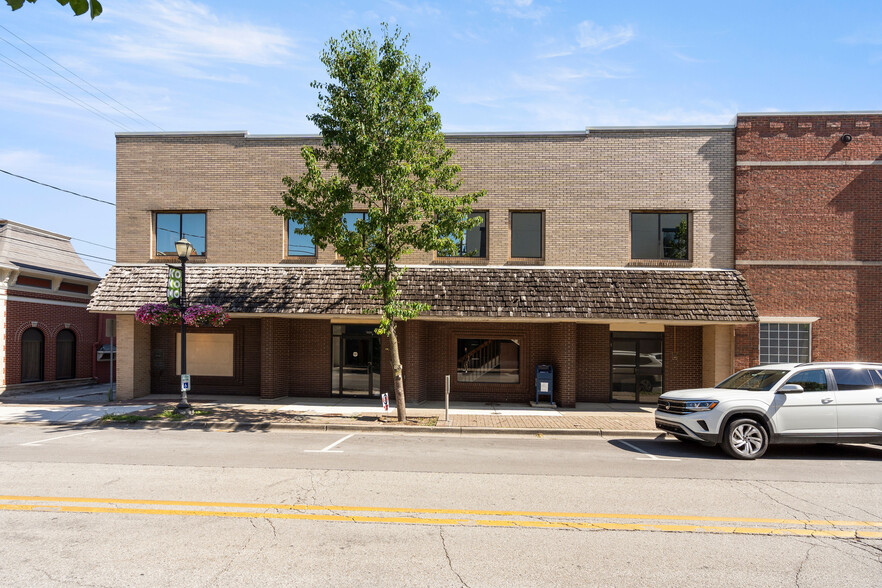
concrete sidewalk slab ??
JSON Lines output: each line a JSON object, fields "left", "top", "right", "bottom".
{"left": 0, "top": 405, "right": 153, "bottom": 425}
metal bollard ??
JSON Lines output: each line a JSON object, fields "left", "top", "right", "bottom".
{"left": 445, "top": 375, "right": 450, "bottom": 423}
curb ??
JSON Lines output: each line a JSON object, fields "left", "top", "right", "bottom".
{"left": 86, "top": 419, "right": 665, "bottom": 438}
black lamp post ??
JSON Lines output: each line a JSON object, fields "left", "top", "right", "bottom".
{"left": 175, "top": 238, "right": 195, "bottom": 415}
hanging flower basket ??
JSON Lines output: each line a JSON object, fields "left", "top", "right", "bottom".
{"left": 135, "top": 303, "right": 182, "bottom": 327}
{"left": 183, "top": 304, "right": 230, "bottom": 327}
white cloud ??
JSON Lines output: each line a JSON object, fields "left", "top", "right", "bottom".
{"left": 99, "top": 0, "right": 294, "bottom": 69}
{"left": 577, "top": 21, "right": 634, "bottom": 52}
{"left": 0, "top": 149, "right": 115, "bottom": 196}
{"left": 488, "top": 0, "right": 549, "bottom": 21}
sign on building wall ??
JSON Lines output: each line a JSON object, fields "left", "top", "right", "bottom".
{"left": 167, "top": 266, "right": 182, "bottom": 306}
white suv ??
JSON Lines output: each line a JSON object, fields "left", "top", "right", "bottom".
{"left": 655, "top": 362, "right": 882, "bottom": 459}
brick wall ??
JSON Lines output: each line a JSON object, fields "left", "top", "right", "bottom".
{"left": 576, "top": 324, "right": 610, "bottom": 402}
{"left": 116, "top": 129, "right": 734, "bottom": 269}
{"left": 3, "top": 293, "right": 98, "bottom": 385}
{"left": 664, "top": 326, "right": 703, "bottom": 391}
{"left": 735, "top": 114, "right": 882, "bottom": 365}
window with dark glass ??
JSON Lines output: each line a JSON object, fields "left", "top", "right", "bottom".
{"left": 287, "top": 219, "right": 316, "bottom": 256}
{"left": 439, "top": 212, "right": 486, "bottom": 257}
{"left": 831, "top": 368, "right": 874, "bottom": 391}
{"left": 457, "top": 338, "right": 520, "bottom": 383}
{"left": 631, "top": 212, "right": 689, "bottom": 260}
{"left": 156, "top": 212, "right": 206, "bottom": 256}
{"left": 510, "top": 211, "right": 543, "bottom": 258}
{"left": 56, "top": 329, "right": 76, "bottom": 380}
{"left": 21, "top": 327, "right": 44, "bottom": 383}
{"left": 785, "top": 369, "right": 827, "bottom": 392}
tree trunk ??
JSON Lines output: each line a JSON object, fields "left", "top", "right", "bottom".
{"left": 387, "top": 320, "right": 407, "bottom": 422}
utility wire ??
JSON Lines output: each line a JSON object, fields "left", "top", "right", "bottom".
{"left": 0, "top": 50, "right": 134, "bottom": 131}
{"left": 0, "top": 168, "right": 115, "bottom": 206}
{"left": 2, "top": 234, "right": 116, "bottom": 264}
{"left": 71, "top": 236, "right": 115, "bottom": 251}
{"left": 0, "top": 28, "right": 162, "bottom": 131}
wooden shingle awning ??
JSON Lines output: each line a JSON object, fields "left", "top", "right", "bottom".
{"left": 88, "top": 265, "right": 758, "bottom": 323}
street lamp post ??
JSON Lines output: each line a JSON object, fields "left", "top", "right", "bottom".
{"left": 175, "top": 238, "right": 194, "bottom": 415}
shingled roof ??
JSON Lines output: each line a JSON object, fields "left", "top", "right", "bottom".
{"left": 89, "top": 265, "right": 757, "bottom": 323}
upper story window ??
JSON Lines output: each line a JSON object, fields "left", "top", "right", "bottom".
{"left": 631, "top": 212, "right": 689, "bottom": 260}
{"left": 510, "top": 211, "right": 543, "bottom": 259}
{"left": 439, "top": 212, "right": 487, "bottom": 258}
{"left": 156, "top": 212, "right": 206, "bottom": 256}
{"left": 287, "top": 219, "right": 316, "bottom": 257}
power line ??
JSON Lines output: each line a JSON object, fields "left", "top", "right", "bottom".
{"left": 0, "top": 168, "right": 115, "bottom": 206}
{"left": 71, "top": 236, "right": 115, "bottom": 251}
{"left": 0, "top": 26, "right": 163, "bottom": 131}
{"left": 0, "top": 50, "right": 134, "bottom": 131}
{"left": 2, "top": 234, "right": 116, "bottom": 264}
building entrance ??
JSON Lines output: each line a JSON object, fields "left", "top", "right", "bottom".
{"left": 610, "top": 332, "right": 664, "bottom": 403}
{"left": 332, "top": 324, "right": 381, "bottom": 397}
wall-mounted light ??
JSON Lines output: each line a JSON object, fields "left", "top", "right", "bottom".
{"left": 841, "top": 134, "right": 853, "bottom": 144}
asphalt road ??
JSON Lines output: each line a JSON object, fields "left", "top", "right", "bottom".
{"left": 0, "top": 425, "right": 880, "bottom": 587}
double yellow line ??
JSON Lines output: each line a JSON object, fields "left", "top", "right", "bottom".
{"left": 1, "top": 495, "right": 880, "bottom": 539}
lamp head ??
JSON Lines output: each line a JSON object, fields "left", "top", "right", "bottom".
{"left": 175, "top": 238, "right": 194, "bottom": 261}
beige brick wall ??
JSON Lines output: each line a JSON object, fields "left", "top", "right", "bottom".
{"left": 116, "top": 129, "right": 734, "bottom": 268}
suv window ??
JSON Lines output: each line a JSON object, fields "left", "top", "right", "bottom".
{"left": 785, "top": 369, "right": 827, "bottom": 392}
{"left": 831, "top": 368, "right": 874, "bottom": 391}
{"left": 870, "top": 369, "right": 882, "bottom": 388}
{"left": 716, "top": 369, "right": 788, "bottom": 391}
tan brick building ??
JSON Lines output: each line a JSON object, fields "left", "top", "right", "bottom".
{"left": 91, "top": 125, "right": 760, "bottom": 406}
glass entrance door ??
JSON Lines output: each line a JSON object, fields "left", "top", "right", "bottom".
{"left": 332, "top": 325, "right": 381, "bottom": 397}
{"left": 611, "top": 332, "right": 664, "bottom": 403}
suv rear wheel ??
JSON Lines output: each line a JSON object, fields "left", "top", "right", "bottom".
{"left": 722, "top": 418, "right": 768, "bottom": 459}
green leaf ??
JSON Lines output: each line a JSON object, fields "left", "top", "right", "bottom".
{"left": 7, "top": 1, "right": 28, "bottom": 10}
{"left": 65, "top": 0, "right": 89, "bottom": 16}
{"left": 90, "top": 0, "right": 101, "bottom": 18}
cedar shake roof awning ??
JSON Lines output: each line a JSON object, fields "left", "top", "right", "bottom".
{"left": 89, "top": 265, "right": 758, "bottom": 323}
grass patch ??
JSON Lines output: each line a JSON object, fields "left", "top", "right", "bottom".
{"left": 157, "top": 409, "right": 214, "bottom": 421}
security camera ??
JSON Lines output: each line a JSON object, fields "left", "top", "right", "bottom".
{"left": 841, "top": 134, "right": 853, "bottom": 144}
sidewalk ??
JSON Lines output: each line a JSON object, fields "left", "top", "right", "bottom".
{"left": 0, "top": 384, "right": 660, "bottom": 437}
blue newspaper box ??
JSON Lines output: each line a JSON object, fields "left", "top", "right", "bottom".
{"left": 535, "top": 364, "right": 554, "bottom": 404}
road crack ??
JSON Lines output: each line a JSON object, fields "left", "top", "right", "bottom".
{"left": 439, "top": 526, "right": 470, "bottom": 588}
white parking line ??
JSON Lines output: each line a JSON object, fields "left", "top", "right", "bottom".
{"left": 304, "top": 434, "right": 355, "bottom": 453}
{"left": 20, "top": 431, "right": 93, "bottom": 446}
{"left": 619, "top": 440, "right": 680, "bottom": 461}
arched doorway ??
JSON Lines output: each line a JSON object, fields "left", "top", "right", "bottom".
{"left": 21, "top": 328, "right": 44, "bottom": 383}
{"left": 56, "top": 329, "right": 76, "bottom": 380}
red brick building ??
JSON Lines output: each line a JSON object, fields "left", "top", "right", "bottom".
{"left": 734, "top": 112, "right": 882, "bottom": 369}
{"left": 0, "top": 220, "right": 105, "bottom": 394}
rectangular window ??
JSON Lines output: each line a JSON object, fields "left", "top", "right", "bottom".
{"left": 439, "top": 212, "right": 487, "bottom": 257}
{"left": 175, "top": 333, "right": 234, "bottom": 377}
{"left": 457, "top": 338, "right": 520, "bottom": 384}
{"left": 287, "top": 219, "right": 316, "bottom": 256}
{"left": 156, "top": 212, "right": 206, "bottom": 256}
{"left": 17, "top": 276, "right": 52, "bottom": 289}
{"left": 759, "top": 323, "right": 810, "bottom": 364}
{"left": 510, "top": 211, "right": 543, "bottom": 259}
{"left": 631, "top": 212, "right": 689, "bottom": 260}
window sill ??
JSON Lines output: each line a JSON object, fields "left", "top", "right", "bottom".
{"left": 281, "top": 256, "right": 318, "bottom": 264}
{"left": 627, "top": 259, "right": 692, "bottom": 267}
{"left": 505, "top": 258, "right": 544, "bottom": 265}
{"left": 150, "top": 256, "right": 208, "bottom": 264}
{"left": 433, "top": 257, "right": 490, "bottom": 265}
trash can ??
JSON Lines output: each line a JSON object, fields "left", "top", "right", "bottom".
{"left": 535, "top": 364, "right": 554, "bottom": 404}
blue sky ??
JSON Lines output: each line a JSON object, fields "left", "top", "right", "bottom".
{"left": 2, "top": 0, "right": 881, "bottom": 275}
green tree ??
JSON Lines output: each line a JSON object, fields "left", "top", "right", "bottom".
{"left": 6, "top": 0, "right": 102, "bottom": 19}
{"left": 273, "top": 25, "right": 483, "bottom": 421}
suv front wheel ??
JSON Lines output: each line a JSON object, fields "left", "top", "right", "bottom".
{"left": 722, "top": 418, "right": 769, "bottom": 459}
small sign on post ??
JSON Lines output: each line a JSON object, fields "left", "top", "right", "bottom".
{"left": 167, "top": 266, "right": 183, "bottom": 306}
{"left": 381, "top": 393, "right": 389, "bottom": 411}
{"left": 181, "top": 374, "right": 191, "bottom": 392}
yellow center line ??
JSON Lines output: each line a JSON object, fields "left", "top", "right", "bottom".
{"left": 1, "top": 504, "right": 880, "bottom": 539}
{"left": 0, "top": 494, "right": 879, "bottom": 528}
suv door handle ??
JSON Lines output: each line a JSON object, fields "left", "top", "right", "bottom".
{"left": 877, "top": 397, "right": 882, "bottom": 402}
{"left": 821, "top": 398, "right": 834, "bottom": 404}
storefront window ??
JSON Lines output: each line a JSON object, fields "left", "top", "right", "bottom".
{"left": 457, "top": 338, "right": 520, "bottom": 383}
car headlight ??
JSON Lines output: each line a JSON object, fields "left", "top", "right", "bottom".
{"left": 684, "top": 400, "right": 718, "bottom": 412}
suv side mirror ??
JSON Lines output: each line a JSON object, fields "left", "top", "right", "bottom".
{"left": 778, "top": 384, "right": 804, "bottom": 393}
